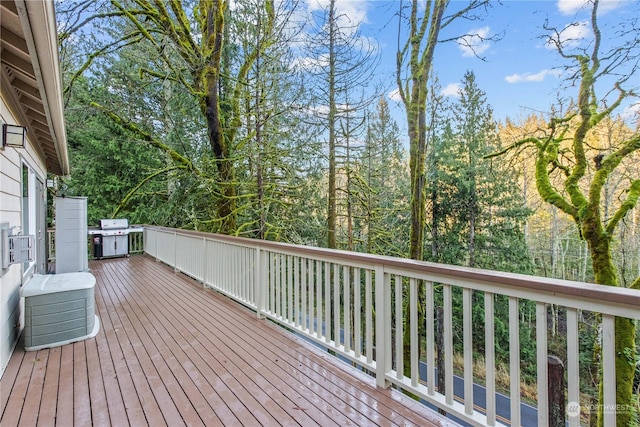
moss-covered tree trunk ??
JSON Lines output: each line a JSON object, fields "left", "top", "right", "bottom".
{"left": 488, "top": 2, "right": 639, "bottom": 423}
{"left": 198, "top": 1, "right": 236, "bottom": 234}
{"left": 533, "top": 129, "right": 639, "bottom": 425}
{"left": 396, "top": 0, "right": 446, "bottom": 382}
{"left": 398, "top": 0, "right": 445, "bottom": 262}
{"left": 64, "top": 0, "right": 276, "bottom": 235}
{"left": 584, "top": 224, "right": 637, "bottom": 426}
{"left": 396, "top": 0, "right": 490, "bottom": 384}
{"left": 522, "top": 2, "right": 639, "bottom": 423}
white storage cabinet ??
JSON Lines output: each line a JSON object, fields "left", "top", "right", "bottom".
{"left": 55, "top": 196, "right": 88, "bottom": 273}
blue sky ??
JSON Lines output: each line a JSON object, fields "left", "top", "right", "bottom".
{"left": 303, "top": 0, "right": 640, "bottom": 126}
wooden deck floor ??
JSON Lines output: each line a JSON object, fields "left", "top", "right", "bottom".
{"left": 1, "top": 255, "right": 455, "bottom": 426}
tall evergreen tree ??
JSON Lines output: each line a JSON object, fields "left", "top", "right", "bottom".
{"left": 302, "top": 0, "right": 378, "bottom": 249}
{"left": 436, "top": 71, "right": 532, "bottom": 273}
{"left": 359, "top": 97, "right": 409, "bottom": 257}
{"left": 425, "top": 72, "right": 532, "bottom": 272}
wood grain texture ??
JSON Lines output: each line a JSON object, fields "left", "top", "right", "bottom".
{"left": 1, "top": 255, "right": 453, "bottom": 427}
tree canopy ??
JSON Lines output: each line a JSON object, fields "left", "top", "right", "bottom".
{"left": 58, "top": 1, "right": 639, "bottom": 423}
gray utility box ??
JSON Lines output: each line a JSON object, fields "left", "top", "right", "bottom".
{"left": 21, "top": 272, "right": 100, "bottom": 351}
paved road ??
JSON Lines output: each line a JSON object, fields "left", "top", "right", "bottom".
{"left": 298, "top": 318, "right": 539, "bottom": 426}
{"left": 418, "top": 362, "right": 538, "bottom": 426}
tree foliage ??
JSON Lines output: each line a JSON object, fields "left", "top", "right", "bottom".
{"left": 62, "top": 77, "right": 168, "bottom": 225}
{"left": 395, "top": 0, "right": 491, "bottom": 261}
{"left": 490, "top": 1, "right": 640, "bottom": 423}
{"left": 428, "top": 71, "right": 533, "bottom": 273}
{"left": 57, "top": 2, "right": 640, "bottom": 422}
{"left": 59, "top": 0, "right": 280, "bottom": 234}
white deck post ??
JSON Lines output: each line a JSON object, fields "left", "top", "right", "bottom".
{"left": 375, "top": 265, "right": 390, "bottom": 388}
{"left": 255, "top": 247, "right": 266, "bottom": 319}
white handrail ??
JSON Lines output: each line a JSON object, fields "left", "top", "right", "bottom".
{"left": 143, "top": 226, "right": 640, "bottom": 427}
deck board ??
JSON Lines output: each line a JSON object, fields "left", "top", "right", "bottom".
{"left": 38, "top": 346, "right": 61, "bottom": 427}
{"left": 85, "top": 338, "right": 110, "bottom": 427}
{"left": 56, "top": 344, "right": 74, "bottom": 427}
{"left": 0, "top": 347, "right": 24, "bottom": 418}
{"left": 1, "top": 255, "right": 456, "bottom": 426}
{"left": 94, "top": 271, "right": 150, "bottom": 427}
{"left": 73, "top": 342, "right": 92, "bottom": 426}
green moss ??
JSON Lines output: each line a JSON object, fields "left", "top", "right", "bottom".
{"left": 611, "top": 317, "right": 637, "bottom": 427}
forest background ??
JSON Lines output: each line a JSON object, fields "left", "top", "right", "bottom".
{"left": 54, "top": 0, "right": 639, "bottom": 421}
{"left": 55, "top": 0, "right": 640, "bottom": 283}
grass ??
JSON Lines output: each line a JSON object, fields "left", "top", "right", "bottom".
{"left": 451, "top": 353, "right": 539, "bottom": 404}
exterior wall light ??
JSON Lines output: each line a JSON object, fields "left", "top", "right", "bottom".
{"left": 2, "top": 124, "right": 27, "bottom": 149}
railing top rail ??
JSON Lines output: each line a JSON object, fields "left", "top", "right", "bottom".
{"left": 144, "top": 225, "right": 640, "bottom": 312}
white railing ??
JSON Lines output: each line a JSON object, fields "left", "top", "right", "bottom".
{"left": 144, "top": 226, "right": 640, "bottom": 427}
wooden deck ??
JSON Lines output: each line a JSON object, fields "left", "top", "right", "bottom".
{"left": 1, "top": 255, "right": 455, "bottom": 426}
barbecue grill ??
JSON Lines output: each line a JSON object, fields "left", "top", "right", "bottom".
{"left": 88, "top": 219, "right": 143, "bottom": 259}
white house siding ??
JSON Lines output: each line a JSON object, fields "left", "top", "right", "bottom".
{"left": 0, "top": 97, "right": 48, "bottom": 376}
{"left": 1, "top": 0, "right": 69, "bottom": 378}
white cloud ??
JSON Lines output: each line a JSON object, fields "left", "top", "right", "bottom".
{"left": 306, "top": 0, "right": 370, "bottom": 35}
{"left": 290, "top": 53, "right": 330, "bottom": 71}
{"left": 505, "top": 69, "right": 562, "bottom": 84}
{"left": 441, "top": 83, "right": 462, "bottom": 98}
{"left": 621, "top": 102, "right": 640, "bottom": 121}
{"left": 546, "top": 21, "right": 591, "bottom": 50}
{"left": 388, "top": 88, "right": 402, "bottom": 102}
{"left": 557, "top": 0, "right": 623, "bottom": 15}
{"left": 388, "top": 84, "right": 461, "bottom": 101}
{"left": 557, "top": 0, "right": 587, "bottom": 15}
{"left": 306, "top": 104, "right": 330, "bottom": 117}
{"left": 302, "top": 1, "right": 376, "bottom": 52}
{"left": 457, "top": 26, "right": 491, "bottom": 58}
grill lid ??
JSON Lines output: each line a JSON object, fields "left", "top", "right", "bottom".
{"left": 99, "top": 218, "right": 129, "bottom": 230}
